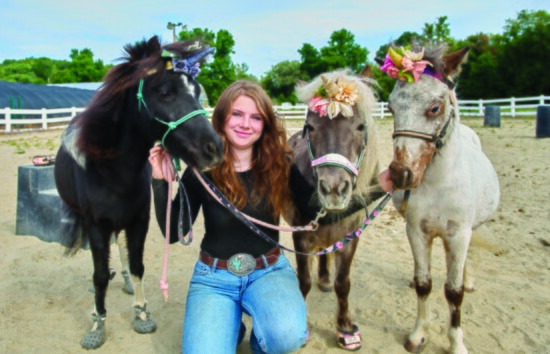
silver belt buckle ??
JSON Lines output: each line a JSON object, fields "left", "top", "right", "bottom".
{"left": 227, "top": 253, "right": 256, "bottom": 276}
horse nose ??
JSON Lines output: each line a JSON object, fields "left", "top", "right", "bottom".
{"left": 389, "top": 161, "right": 413, "bottom": 189}
{"left": 319, "top": 178, "right": 350, "bottom": 198}
{"left": 203, "top": 138, "right": 223, "bottom": 165}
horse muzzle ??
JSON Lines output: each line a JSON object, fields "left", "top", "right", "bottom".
{"left": 316, "top": 170, "right": 354, "bottom": 211}
{"left": 389, "top": 160, "right": 421, "bottom": 190}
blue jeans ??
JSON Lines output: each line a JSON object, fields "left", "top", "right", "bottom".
{"left": 182, "top": 252, "right": 307, "bottom": 354}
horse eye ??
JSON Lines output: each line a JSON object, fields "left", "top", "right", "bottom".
{"left": 357, "top": 123, "right": 365, "bottom": 132}
{"left": 158, "top": 88, "right": 171, "bottom": 99}
{"left": 427, "top": 102, "right": 443, "bottom": 118}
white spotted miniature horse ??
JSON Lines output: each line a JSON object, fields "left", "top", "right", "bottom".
{"left": 377, "top": 45, "right": 500, "bottom": 354}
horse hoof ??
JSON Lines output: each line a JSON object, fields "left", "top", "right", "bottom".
{"left": 464, "top": 286, "right": 475, "bottom": 293}
{"left": 133, "top": 304, "right": 157, "bottom": 334}
{"left": 122, "top": 284, "right": 135, "bottom": 295}
{"left": 404, "top": 336, "right": 428, "bottom": 353}
{"left": 80, "top": 314, "right": 106, "bottom": 349}
{"left": 337, "top": 324, "right": 362, "bottom": 351}
{"left": 317, "top": 281, "right": 332, "bottom": 293}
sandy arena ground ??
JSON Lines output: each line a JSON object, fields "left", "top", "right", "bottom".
{"left": 0, "top": 117, "right": 548, "bottom": 353}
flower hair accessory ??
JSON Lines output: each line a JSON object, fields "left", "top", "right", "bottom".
{"left": 381, "top": 46, "right": 435, "bottom": 83}
{"left": 162, "top": 46, "right": 215, "bottom": 79}
{"left": 308, "top": 76, "right": 359, "bottom": 119}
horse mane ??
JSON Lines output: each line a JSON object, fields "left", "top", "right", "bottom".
{"left": 412, "top": 42, "right": 448, "bottom": 78}
{"left": 295, "top": 69, "right": 378, "bottom": 123}
{"left": 75, "top": 36, "right": 208, "bottom": 159}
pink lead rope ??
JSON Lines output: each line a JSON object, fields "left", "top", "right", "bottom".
{"left": 157, "top": 149, "right": 177, "bottom": 302}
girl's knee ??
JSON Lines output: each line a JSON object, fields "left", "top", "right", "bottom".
{"left": 253, "top": 326, "right": 308, "bottom": 353}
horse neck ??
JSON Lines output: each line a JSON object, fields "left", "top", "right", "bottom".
{"left": 83, "top": 94, "right": 155, "bottom": 176}
{"left": 356, "top": 116, "right": 379, "bottom": 196}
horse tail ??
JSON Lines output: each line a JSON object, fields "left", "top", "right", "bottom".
{"left": 60, "top": 204, "right": 88, "bottom": 256}
{"left": 470, "top": 229, "right": 505, "bottom": 257}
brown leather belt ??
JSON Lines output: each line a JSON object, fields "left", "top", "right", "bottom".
{"left": 199, "top": 247, "right": 281, "bottom": 270}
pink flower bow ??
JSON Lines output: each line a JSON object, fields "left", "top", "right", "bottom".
{"left": 401, "top": 57, "right": 431, "bottom": 82}
{"left": 308, "top": 96, "right": 328, "bottom": 117}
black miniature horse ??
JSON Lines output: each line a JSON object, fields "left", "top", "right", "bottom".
{"left": 54, "top": 36, "right": 223, "bottom": 349}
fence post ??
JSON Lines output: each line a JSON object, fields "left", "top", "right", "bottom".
{"left": 41, "top": 108, "right": 48, "bottom": 129}
{"left": 5, "top": 107, "right": 11, "bottom": 133}
{"left": 541, "top": 95, "right": 545, "bottom": 105}
{"left": 511, "top": 97, "right": 516, "bottom": 117}
{"left": 478, "top": 99, "right": 483, "bottom": 116}
{"left": 71, "top": 107, "right": 77, "bottom": 119}
{"left": 536, "top": 105, "right": 550, "bottom": 138}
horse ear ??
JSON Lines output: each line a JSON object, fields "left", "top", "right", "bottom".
{"left": 374, "top": 57, "right": 385, "bottom": 67}
{"left": 146, "top": 36, "right": 162, "bottom": 55}
{"left": 443, "top": 46, "right": 470, "bottom": 78}
{"left": 359, "top": 64, "right": 373, "bottom": 78}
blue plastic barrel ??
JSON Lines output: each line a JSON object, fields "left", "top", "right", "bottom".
{"left": 484, "top": 106, "right": 501, "bottom": 127}
{"left": 536, "top": 105, "right": 550, "bottom": 138}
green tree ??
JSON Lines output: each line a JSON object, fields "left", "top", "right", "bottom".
{"left": 321, "top": 29, "right": 368, "bottom": 73}
{"left": 178, "top": 27, "right": 250, "bottom": 105}
{"left": 298, "top": 29, "right": 368, "bottom": 80}
{"left": 423, "top": 16, "right": 453, "bottom": 45}
{"left": 234, "top": 63, "right": 258, "bottom": 82}
{"left": 298, "top": 43, "right": 326, "bottom": 80}
{"left": 261, "top": 60, "right": 304, "bottom": 104}
{"left": 503, "top": 9, "right": 550, "bottom": 39}
{"left": 497, "top": 10, "right": 550, "bottom": 96}
{"left": 0, "top": 60, "right": 38, "bottom": 83}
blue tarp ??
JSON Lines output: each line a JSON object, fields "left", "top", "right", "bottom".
{"left": 0, "top": 81, "right": 96, "bottom": 109}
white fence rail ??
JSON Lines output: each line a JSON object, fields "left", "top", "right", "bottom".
{"left": 1, "top": 95, "right": 548, "bottom": 133}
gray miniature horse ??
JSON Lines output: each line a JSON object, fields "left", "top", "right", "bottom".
{"left": 284, "top": 67, "right": 384, "bottom": 351}
{"left": 377, "top": 45, "right": 500, "bottom": 353}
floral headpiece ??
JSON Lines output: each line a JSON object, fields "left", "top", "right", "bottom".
{"left": 162, "top": 44, "right": 215, "bottom": 79}
{"left": 308, "top": 76, "right": 359, "bottom": 119}
{"left": 381, "top": 46, "right": 440, "bottom": 83}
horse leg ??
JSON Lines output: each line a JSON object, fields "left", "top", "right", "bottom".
{"left": 443, "top": 229, "right": 471, "bottom": 354}
{"left": 125, "top": 221, "right": 157, "bottom": 334}
{"left": 334, "top": 239, "right": 361, "bottom": 351}
{"left": 463, "top": 258, "right": 474, "bottom": 293}
{"left": 317, "top": 254, "right": 332, "bottom": 292}
{"left": 116, "top": 232, "right": 135, "bottom": 295}
{"left": 405, "top": 227, "right": 433, "bottom": 353}
{"left": 80, "top": 224, "right": 112, "bottom": 349}
{"left": 292, "top": 233, "right": 313, "bottom": 299}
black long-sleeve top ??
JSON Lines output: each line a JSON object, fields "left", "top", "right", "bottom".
{"left": 152, "top": 164, "right": 365, "bottom": 259}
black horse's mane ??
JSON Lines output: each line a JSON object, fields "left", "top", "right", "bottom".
{"left": 75, "top": 36, "right": 208, "bottom": 159}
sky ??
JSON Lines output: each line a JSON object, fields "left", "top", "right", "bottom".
{"left": 1, "top": 0, "right": 548, "bottom": 78}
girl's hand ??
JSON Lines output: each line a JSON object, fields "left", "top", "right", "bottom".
{"left": 378, "top": 169, "right": 393, "bottom": 193}
{"left": 148, "top": 145, "right": 165, "bottom": 180}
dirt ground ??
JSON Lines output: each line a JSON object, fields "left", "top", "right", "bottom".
{"left": 0, "top": 117, "right": 548, "bottom": 353}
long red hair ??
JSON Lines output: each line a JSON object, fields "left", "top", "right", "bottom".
{"left": 210, "top": 80, "right": 293, "bottom": 219}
